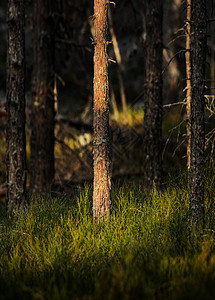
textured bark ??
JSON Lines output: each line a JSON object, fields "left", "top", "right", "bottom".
{"left": 143, "top": 0, "right": 163, "bottom": 193}
{"left": 6, "top": 0, "right": 26, "bottom": 213}
{"left": 30, "top": 0, "right": 55, "bottom": 195}
{"left": 93, "top": 0, "right": 111, "bottom": 221}
{"left": 189, "top": 0, "right": 206, "bottom": 226}
{"left": 185, "top": 0, "right": 192, "bottom": 169}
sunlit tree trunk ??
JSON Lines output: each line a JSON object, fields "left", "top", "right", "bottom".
{"left": 30, "top": 0, "right": 55, "bottom": 195}
{"left": 143, "top": 0, "right": 163, "bottom": 193}
{"left": 93, "top": 0, "right": 111, "bottom": 221}
{"left": 6, "top": 0, "right": 26, "bottom": 213}
{"left": 189, "top": 0, "right": 206, "bottom": 226}
{"left": 185, "top": 0, "right": 192, "bottom": 169}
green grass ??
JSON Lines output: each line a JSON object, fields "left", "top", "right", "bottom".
{"left": 1, "top": 173, "right": 215, "bottom": 299}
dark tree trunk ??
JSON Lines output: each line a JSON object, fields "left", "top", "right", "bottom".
{"left": 189, "top": 0, "right": 206, "bottom": 226}
{"left": 93, "top": 0, "right": 111, "bottom": 221}
{"left": 185, "top": 0, "right": 192, "bottom": 169}
{"left": 30, "top": 0, "right": 55, "bottom": 195}
{"left": 143, "top": 0, "right": 163, "bottom": 193}
{"left": 6, "top": 0, "right": 26, "bottom": 213}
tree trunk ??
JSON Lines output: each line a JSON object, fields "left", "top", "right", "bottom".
{"left": 163, "top": 0, "right": 181, "bottom": 107}
{"left": 143, "top": 0, "right": 163, "bottom": 193}
{"left": 185, "top": 0, "right": 192, "bottom": 169}
{"left": 93, "top": 0, "right": 111, "bottom": 221}
{"left": 30, "top": 0, "right": 55, "bottom": 195}
{"left": 189, "top": 0, "right": 206, "bottom": 226}
{"left": 6, "top": 0, "right": 26, "bottom": 213}
{"left": 108, "top": 9, "right": 128, "bottom": 124}
{"left": 110, "top": 83, "right": 119, "bottom": 121}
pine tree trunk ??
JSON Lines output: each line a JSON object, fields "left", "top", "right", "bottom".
{"left": 189, "top": 0, "right": 206, "bottom": 226}
{"left": 143, "top": 0, "right": 163, "bottom": 193}
{"left": 6, "top": 0, "right": 26, "bottom": 213}
{"left": 30, "top": 0, "right": 55, "bottom": 195}
{"left": 93, "top": 0, "right": 111, "bottom": 221}
{"left": 185, "top": 0, "right": 192, "bottom": 169}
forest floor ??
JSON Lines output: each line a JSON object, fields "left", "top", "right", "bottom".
{"left": 1, "top": 170, "right": 215, "bottom": 299}
{"left": 0, "top": 105, "right": 188, "bottom": 191}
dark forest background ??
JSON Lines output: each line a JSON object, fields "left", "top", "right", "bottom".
{"left": 2, "top": 1, "right": 215, "bottom": 299}
{"left": 0, "top": 0, "right": 215, "bottom": 189}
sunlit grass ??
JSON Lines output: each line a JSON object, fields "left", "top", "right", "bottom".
{"left": 110, "top": 105, "right": 144, "bottom": 128}
{"left": 1, "top": 173, "right": 215, "bottom": 299}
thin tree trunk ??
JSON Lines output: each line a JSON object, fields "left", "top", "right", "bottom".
{"left": 189, "top": 0, "right": 206, "bottom": 226}
{"left": 93, "top": 0, "right": 111, "bottom": 221}
{"left": 108, "top": 9, "right": 128, "bottom": 124}
{"left": 143, "top": 0, "right": 163, "bottom": 192}
{"left": 163, "top": 0, "right": 181, "bottom": 106}
{"left": 185, "top": 0, "right": 192, "bottom": 169}
{"left": 110, "top": 83, "right": 119, "bottom": 121}
{"left": 6, "top": 0, "right": 26, "bottom": 213}
{"left": 30, "top": 0, "right": 55, "bottom": 195}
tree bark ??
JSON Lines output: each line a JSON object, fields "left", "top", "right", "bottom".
{"left": 143, "top": 0, "right": 163, "bottom": 193}
{"left": 185, "top": 0, "right": 192, "bottom": 169}
{"left": 93, "top": 0, "right": 111, "bottom": 221}
{"left": 6, "top": 0, "right": 26, "bottom": 213}
{"left": 189, "top": 0, "right": 206, "bottom": 226}
{"left": 30, "top": 0, "right": 55, "bottom": 195}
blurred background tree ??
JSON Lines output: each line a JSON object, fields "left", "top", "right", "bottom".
{"left": 0, "top": 0, "right": 215, "bottom": 199}
{"left": 29, "top": 0, "right": 56, "bottom": 195}
{"left": 6, "top": 0, "right": 26, "bottom": 213}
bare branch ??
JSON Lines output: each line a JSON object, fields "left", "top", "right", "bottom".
{"left": 162, "top": 49, "right": 189, "bottom": 75}
{"left": 55, "top": 138, "right": 92, "bottom": 172}
{"left": 163, "top": 101, "right": 185, "bottom": 108}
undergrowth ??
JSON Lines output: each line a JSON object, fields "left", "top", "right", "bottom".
{"left": 1, "top": 173, "right": 215, "bottom": 299}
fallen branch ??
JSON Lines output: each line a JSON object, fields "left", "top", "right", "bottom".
{"left": 55, "top": 38, "right": 91, "bottom": 49}
{"left": 163, "top": 101, "right": 185, "bottom": 108}
{"left": 55, "top": 138, "right": 92, "bottom": 172}
{"left": 0, "top": 170, "right": 147, "bottom": 201}
{"left": 55, "top": 115, "right": 93, "bottom": 131}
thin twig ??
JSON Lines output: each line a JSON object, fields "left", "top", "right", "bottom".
{"left": 163, "top": 101, "right": 185, "bottom": 108}
{"left": 173, "top": 138, "right": 186, "bottom": 157}
{"left": 162, "top": 130, "right": 173, "bottom": 160}
{"left": 55, "top": 138, "right": 92, "bottom": 172}
{"left": 162, "top": 49, "right": 188, "bottom": 75}
{"left": 168, "top": 34, "right": 186, "bottom": 46}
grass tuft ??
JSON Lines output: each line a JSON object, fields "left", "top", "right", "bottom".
{"left": 1, "top": 172, "right": 215, "bottom": 299}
